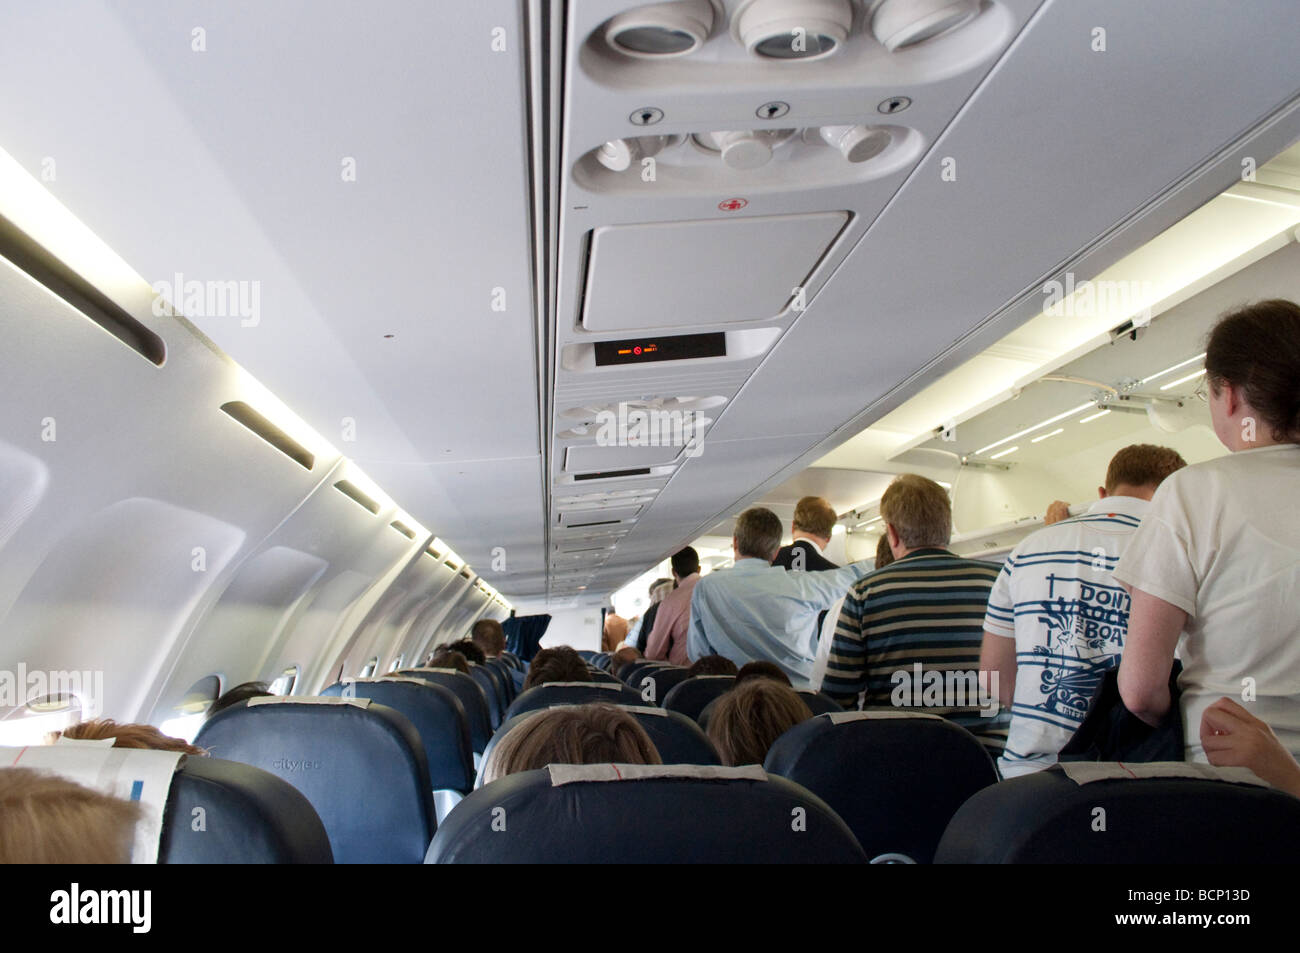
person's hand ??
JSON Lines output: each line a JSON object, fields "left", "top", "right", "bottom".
{"left": 1044, "top": 501, "right": 1071, "bottom": 525}
{"left": 1201, "top": 697, "right": 1300, "bottom": 798}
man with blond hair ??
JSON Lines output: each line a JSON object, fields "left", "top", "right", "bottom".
{"left": 980, "top": 444, "right": 1187, "bottom": 778}
{"left": 824, "top": 474, "right": 1006, "bottom": 755}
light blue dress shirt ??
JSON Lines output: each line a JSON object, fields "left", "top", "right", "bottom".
{"left": 687, "top": 557, "right": 874, "bottom": 689}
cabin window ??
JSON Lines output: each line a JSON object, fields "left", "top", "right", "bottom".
{"left": 388, "top": 655, "right": 405, "bottom": 673}
{"left": 268, "top": 665, "right": 300, "bottom": 696}
{"left": 159, "top": 675, "right": 222, "bottom": 743}
{"left": 0, "top": 690, "right": 85, "bottom": 746}
{"left": 359, "top": 657, "right": 379, "bottom": 678}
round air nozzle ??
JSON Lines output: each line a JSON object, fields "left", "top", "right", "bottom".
{"left": 606, "top": 1, "right": 716, "bottom": 59}
{"left": 870, "top": 0, "right": 979, "bottom": 52}
{"left": 693, "top": 129, "right": 794, "bottom": 169}
{"left": 733, "top": 0, "right": 852, "bottom": 61}
{"left": 817, "top": 124, "right": 892, "bottom": 162}
{"left": 595, "top": 135, "right": 671, "bottom": 172}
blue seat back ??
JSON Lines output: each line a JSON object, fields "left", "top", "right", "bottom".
{"left": 485, "top": 658, "right": 518, "bottom": 703}
{"left": 797, "top": 690, "right": 842, "bottom": 717}
{"left": 467, "top": 664, "right": 506, "bottom": 728}
{"left": 396, "top": 668, "right": 493, "bottom": 753}
{"left": 194, "top": 699, "right": 435, "bottom": 864}
{"left": 935, "top": 764, "right": 1300, "bottom": 863}
{"left": 504, "top": 681, "right": 645, "bottom": 720}
{"left": 633, "top": 666, "right": 691, "bottom": 705}
{"left": 321, "top": 678, "right": 474, "bottom": 793}
{"left": 161, "top": 756, "right": 334, "bottom": 863}
{"left": 587, "top": 669, "right": 623, "bottom": 685}
{"left": 619, "top": 659, "right": 668, "bottom": 685}
{"left": 765, "top": 711, "right": 996, "bottom": 863}
{"left": 429, "top": 765, "right": 866, "bottom": 863}
{"left": 662, "top": 675, "right": 736, "bottom": 723}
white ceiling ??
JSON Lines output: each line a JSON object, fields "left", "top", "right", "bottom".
{"left": 3, "top": 1, "right": 1299, "bottom": 606}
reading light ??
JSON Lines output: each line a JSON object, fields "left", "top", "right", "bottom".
{"left": 869, "top": 0, "right": 979, "bottom": 52}
{"left": 817, "top": 124, "right": 892, "bottom": 162}
{"left": 595, "top": 135, "right": 672, "bottom": 172}
{"left": 732, "top": 0, "right": 852, "bottom": 61}
{"left": 606, "top": 0, "right": 716, "bottom": 58}
{"left": 693, "top": 129, "right": 794, "bottom": 169}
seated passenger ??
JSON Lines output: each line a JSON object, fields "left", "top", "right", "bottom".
{"left": 1202, "top": 697, "right": 1300, "bottom": 798}
{"left": 478, "top": 703, "right": 662, "bottom": 785}
{"left": 49, "top": 718, "right": 206, "bottom": 756}
{"left": 611, "top": 645, "right": 643, "bottom": 677}
{"left": 208, "top": 681, "right": 272, "bottom": 717}
{"left": 0, "top": 768, "right": 141, "bottom": 863}
{"left": 1115, "top": 300, "right": 1300, "bottom": 761}
{"left": 646, "top": 547, "right": 703, "bottom": 667}
{"left": 686, "top": 655, "right": 739, "bottom": 678}
{"left": 823, "top": 474, "right": 1007, "bottom": 757}
{"left": 688, "top": 508, "right": 873, "bottom": 687}
{"left": 426, "top": 649, "right": 470, "bottom": 675}
{"left": 471, "top": 618, "right": 508, "bottom": 659}
{"left": 522, "top": 646, "right": 592, "bottom": 691}
{"left": 442, "top": 639, "right": 486, "bottom": 666}
{"left": 980, "top": 444, "right": 1186, "bottom": 778}
{"left": 707, "top": 679, "right": 812, "bottom": 766}
{"left": 735, "top": 660, "right": 792, "bottom": 687}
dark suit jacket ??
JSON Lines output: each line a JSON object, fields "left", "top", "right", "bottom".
{"left": 773, "top": 539, "right": 839, "bottom": 572}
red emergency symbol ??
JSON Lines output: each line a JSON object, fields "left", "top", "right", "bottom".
{"left": 718, "top": 197, "right": 748, "bottom": 211}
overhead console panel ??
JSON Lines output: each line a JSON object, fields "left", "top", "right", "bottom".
{"left": 582, "top": 211, "right": 849, "bottom": 331}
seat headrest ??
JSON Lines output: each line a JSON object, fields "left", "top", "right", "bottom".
{"left": 662, "top": 675, "right": 736, "bottom": 721}
{"left": 194, "top": 699, "right": 434, "bottom": 863}
{"left": 504, "top": 682, "right": 645, "bottom": 721}
{"left": 1058, "top": 761, "right": 1267, "bottom": 786}
{"left": 323, "top": 679, "right": 475, "bottom": 794}
{"left": 764, "top": 713, "right": 996, "bottom": 864}
{"left": 430, "top": 766, "right": 866, "bottom": 864}
{"left": 936, "top": 765, "right": 1300, "bottom": 863}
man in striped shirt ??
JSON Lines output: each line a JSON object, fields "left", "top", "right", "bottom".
{"left": 824, "top": 474, "right": 1008, "bottom": 756}
{"left": 979, "top": 444, "right": 1186, "bottom": 778}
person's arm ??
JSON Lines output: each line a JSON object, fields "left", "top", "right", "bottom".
{"left": 980, "top": 631, "right": 1017, "bottom": 709}
{"left": 1116, "top": 588, "right": 1186, "bottom": 725}
{"left": 1202, "top": 697, "right": 1300, "bottom": 798}
{"left": 686, "top": 588, "right": 709, "bottom": 663}
{"left": 792, "top": 559, "right": 874, "bottom": 608}
{"left": 1044, "top": 501, "right": 1071, "bottom": 525}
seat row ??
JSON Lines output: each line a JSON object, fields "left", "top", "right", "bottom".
{"left": 178, "top": 687, "right": 1300, "bottom": 864}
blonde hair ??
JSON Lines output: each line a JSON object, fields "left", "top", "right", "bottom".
{"left": 707, "top": 679, "right": 811, "bottom": 767}
{"left": 0, "top": 768, "right": 141, "bottom": 863}
{"left": 51, "top": 718, "right": 206, "bottom": 756}
{"left": 792, "top": 496, "right": 837, "bottom": 539}
{"left": 479, "top": 704, "right": 661, "bottom": 785}
{"left": 879, "top": 474, "right": 952, "bottom": 550}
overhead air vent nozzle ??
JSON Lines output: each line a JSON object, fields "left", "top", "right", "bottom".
{"left": 733, "top": 0, "right": 852, "bottom": 61}
{"left": 606, "top": 1, "right": 716, "bottom": 58}
{"left": 870, "top": 0, "right": 979, "bottom": 52}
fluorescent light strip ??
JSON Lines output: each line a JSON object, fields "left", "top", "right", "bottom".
{"left": 1030, "top": 428, "right": 1064, "bottom": 443}
{"left": 1079, "top": 409, "right": 1111, "bottom": 423}
{"left": 1142, "top": 353, "right": 1205, "bottom": 385}
{"left": 1160, "top": 368, "right": 1206, "bottom": 391}
{"left": 990, "top": 446, "right": 1019, "bottom": 460}
{"left": 975, "top": 402, "right": 1094, "bottom": 456}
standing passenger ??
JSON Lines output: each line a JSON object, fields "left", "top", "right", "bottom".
{"left": 1115, "top": 299, "right": 1300, "bottom": 761}
{"left": 645, "top": 548, "right": 702, "bottom": 667}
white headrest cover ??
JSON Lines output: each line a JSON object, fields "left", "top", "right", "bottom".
{"left": 2, "top": 744, "right": 183, "bottom": 864}
{"left": 548, "top": 763, "right": 767, "bottom": 786}
{"left": 1059, "top": 761, "right": 1269, "bottom": 787}
{"left": 825, "top": 710, "right": 944, "bottom": 725}
{"left": 247, "top": 696, "right": 370, "bottom": 709}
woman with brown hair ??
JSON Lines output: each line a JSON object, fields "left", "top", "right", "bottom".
{"left": 707, "top": 678, "right": 812, "bottom": 766}
{"left": 1116, "top": 299, "right": 1300, "bottom": 761}
{"left": 49, "top": 717, "right": 206, "bottom": 756}
{"left": 478, "top": 703, "right": 661, "bottom": 786}
{"left": 0, "top": 768, "right": 141, "bottom": 863}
